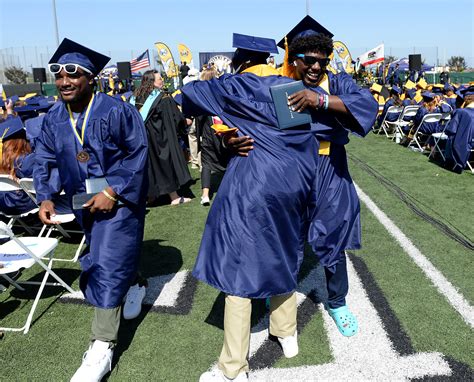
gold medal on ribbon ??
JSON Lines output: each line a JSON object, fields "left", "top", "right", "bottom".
{"left": 67, "top": 94, "right": 95, "bottom": 163}
{"left": 76, "top": 150, "right": 90, "bottom": 162}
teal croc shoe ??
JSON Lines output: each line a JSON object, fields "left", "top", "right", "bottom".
{"left": 328, "top": 305, "right": 358, "bottom": 337}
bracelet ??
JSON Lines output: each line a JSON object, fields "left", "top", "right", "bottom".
{"left": 323, "top": 94, "right": 330, "bottom": 110}
{"left": 102, "top": 189, "right": 117, "bottom": 202}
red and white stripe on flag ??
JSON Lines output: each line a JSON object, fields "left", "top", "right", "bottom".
{"left": 358, "top": 44, "right": 384, "bottom": 66}
{"left": 130, "top": 50, "right": 150, "bottom": 72}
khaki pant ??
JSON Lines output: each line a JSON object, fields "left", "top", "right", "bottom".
{"left": 90, "top": 306, "right": 122, "bottom": 346}
{"left": 218, "top": 293, "right": 296, "bottom": 379}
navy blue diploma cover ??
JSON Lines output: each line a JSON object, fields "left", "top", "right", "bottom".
{"left": 270, "top": 81, "right": 312, "bottom": 129}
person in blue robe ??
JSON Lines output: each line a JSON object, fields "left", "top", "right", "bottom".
{"left": 177, "top": 33, "right": 320, "bottom": 382}
{"left": 33, "top": 39, "right": 148, "bottom": 382}
{"left": 376, "top": 85, "right": 403, "bottom": 126}
{"left": 0, "top": 116, "right": 37, "bottom": 216}
{"left": 445, "top": 86, "right": 474, "bottom": 172}
{"left": 279, "top": 20, "right": 377, "bottom": 338}
{"left": 443, "top": 83, "right": 458, "bottom": 110}
{"left": 410, "top": 92, "right": 442, "bottom": 135}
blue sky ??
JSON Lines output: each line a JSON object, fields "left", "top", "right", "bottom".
{"left": 0, "top": 0, "right": 473, "bottom": 69}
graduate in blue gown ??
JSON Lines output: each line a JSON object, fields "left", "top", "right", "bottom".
{"left": 444, "top": 84, "right": 458, "bottom": 110}
{"left": 410, "top": 91, "right": 442, "bottom": 135}
{"left": 279, "top": 17, "right": 378, "bottom": 338}
{"left": 445, "top": 86, "right": 474, "bottom": 172}
{"left": 33, "top": 39, "right": 148, "bottom": 382}
{"left": 178, "top": 33, "right": 320, "bottom": 382}
{"left": 0, "top": 116, "right": 37, "bottom": 216}
{"left": 376, "top": 85, "right": 403, "bottom": 126}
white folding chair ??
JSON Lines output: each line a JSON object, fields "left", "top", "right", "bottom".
{"left": 407, "top": 113, "right": 443, "bottom": 152}
{"left": 466, "top": 149, "right": 474, "bottom": 174}
{"left": 0, "top": 222, "right": 75, "bottom": 334}
{"left": 378, "top": 106, "right": 404, "bottom": 138}
{"left": 393, "top": 105, "right": 420, "bottom": 141}
{"left": 18, "top": 178, "right": 85, "bottom": 262}
{"left": 0, "top": 175, "right": 39, "bottom": 235}
{"left": 428, "top": 121, "right": 450, "bottom": 162}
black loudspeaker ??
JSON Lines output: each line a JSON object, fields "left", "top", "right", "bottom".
{"left": 408, "top": 54, "right": 422, "bottom": 72}
{"left": 32, "top": 67, "right": 47, "bottom": 83}
{"left": 117, "top": 62, "right": 131, "bottom": 80}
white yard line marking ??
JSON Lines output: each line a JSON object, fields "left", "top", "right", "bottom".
{"left": 61, "top": 270, "right": 189, "bottom": 308}
{"left": 355, "top": 183, "right": 474, "bottom": 328}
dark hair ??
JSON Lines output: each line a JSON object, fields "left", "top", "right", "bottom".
{"left": 288, "top": 34, "right": 333, "bottom": 60}
{"left": 133, "top": 70, "right": 158, "bottom": 107}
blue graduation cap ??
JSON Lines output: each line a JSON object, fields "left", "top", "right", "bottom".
{"left": 9, "top": 95, "right": 19, "bottom": 103}
{"left": 25, "top": 95, "right": 47, "bottom": 105}
{"left": 232, "top": 33, "right": 279, "bottom": 55}
{"left": 391, "top": 85, "right": 402, "bottom": 95}
{"left": 454, "top": 85, "right": 474, "bottom": 100}
{"left": 406, "top": 89, "right": 416, "bottom": 99}
{"left": 49, "top": 38, "right": 110, "bottom": 76}
{"left": 231, "top": 33, "right": 278, "bottom": 71}
{"left": 0, "top": 116, "right": 25, "bottom": 140}
{"left": 421, "top": 91, "right": 436, "bottom": 101}
{"left": 277, "top": 15, "right": 334, "bottom": 49}
{"left": 431, "top": 86, "right": 444, "bottom": 95}
{"left": 443, "top": 83, "right": 455, "bottom": 92}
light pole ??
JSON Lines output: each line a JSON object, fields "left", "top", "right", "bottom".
{"left": 306, "top": 0, "right": 310, "bottom": 15}
{"left": 52, "top": 0, "right": 60, "bottom": 47}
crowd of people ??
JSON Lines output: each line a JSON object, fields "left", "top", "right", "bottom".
{"left": 0, "top": 14, "right": 472, "bottom": 382}
{"left": 370, "top": 72, "right": 474, "bottom": 172}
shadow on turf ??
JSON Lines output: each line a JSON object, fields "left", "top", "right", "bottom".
{"left": 103, "top": 239, "right": 184, "bottom": 377}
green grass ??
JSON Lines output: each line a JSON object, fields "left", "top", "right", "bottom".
{"left": 0, "top": 138, "right": 473, "bottom": 380}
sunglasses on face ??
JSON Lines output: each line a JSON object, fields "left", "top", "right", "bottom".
{"left": 48, "top": 63, "right": 93, "bottom": 75}
{"left": 295, "top": 54, "right": 330, "bottom": 67}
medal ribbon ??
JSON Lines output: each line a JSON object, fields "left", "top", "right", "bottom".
{"left": 66, "top": 94, "right": 95, "bottom": 147}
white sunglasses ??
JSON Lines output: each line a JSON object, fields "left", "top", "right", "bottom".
{"left": 48, "top": 63, "right": 93, "bottom": 75}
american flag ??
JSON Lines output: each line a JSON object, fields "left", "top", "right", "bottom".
{"left": 130, "top": 50, "right": 150, "bottom": 72}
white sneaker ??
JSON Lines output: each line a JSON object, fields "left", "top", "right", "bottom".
{"left": 70, "top": 340, "right": 113, "bottom": 382}
{"left": 200, "top": 196, "right": 210, "bottom": 206}
{"left": 277, "top": 330, "right": 298, "bottom": 358}
{"left": 199, "top": 369, "right": 248, "bottom": 382}
{"left": 123, "top": 283, "right": 146, "bottom": 320}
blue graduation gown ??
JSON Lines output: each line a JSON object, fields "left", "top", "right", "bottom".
{"left": 179, "top": 73, "right": 320, "bottom": 298}
{"left": 377, "top": 98, "right": 401, "bottom": 125}
{"left": 0, "top": 155, "right": 37, "bottom": 216}
{"left": 445, "top": 108, "right": 474, "bottom": 172}
{"left": 34, "top": 92, "right": 148, "bottom": 308}
{"left": 413, "top": 106, "right": 442, "bottom": 134}
{"left": 306, "top": 72, "right": 378, "bottom": 268}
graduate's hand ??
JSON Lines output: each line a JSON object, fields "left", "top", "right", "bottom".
{"left": 39, "top": 200, "right": 61, "bottom": 225}
{"left": 83, "top": 192, "right": 115, "bottom": 214}
{"left": 224, "top": 133, "right": 254, "bottom": 157}
{"left": 288, "top": 89, "right": 319, "bottom": 112}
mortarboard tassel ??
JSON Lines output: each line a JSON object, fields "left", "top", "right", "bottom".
{"left": 0, "top": 127, "right": 10, "bottom": 166}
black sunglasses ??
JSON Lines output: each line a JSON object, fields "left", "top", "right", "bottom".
{"left": 295, "top": 54, "right": 330, "bottom": 67}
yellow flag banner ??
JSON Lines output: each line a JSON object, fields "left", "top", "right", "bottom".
{"left": 177, "top": 43, "right": 193, "bottom": 67}
{"left": 155, "top": 42, "right": 178, "bottom": 78}
{"left": 328, "top": 41, "right": 353, "bottom": 74}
